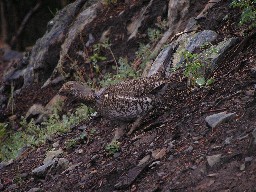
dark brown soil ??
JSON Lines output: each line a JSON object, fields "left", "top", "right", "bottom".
{"left": 1, "top": 1, "right": 256, "bottom": 191}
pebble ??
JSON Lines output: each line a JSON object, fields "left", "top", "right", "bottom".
{"left": 207, "top": 154, "right": 222, "bottom": 167}
{"left": 52, "top": 141, "right": 60, "bottom": 148}
{"left": 245, "top": 157, "right": 253, "bottom": 162}
{"left": 78, "top": 149, "right": 84, "bottom": 154}
{"left": 240, "top": 163, "right": 245, "bottom": 171}
{"left": 28, "top": 188, "right": 42, "bottom": 192}
{"left": 224, "top": 137, "right": 232, "bottom": 145}
{"left": 57, "top": 158, "right": 69, "bottom": 170}
{"left": 168, "top": 155, "right": 174, "bottom": 161}
{"left": 184, "top": 146, "right": 193, "bottom": 153}
{"left": 152, "top": 148, "right": 167, "bottom": 159}
{"left": 149, "top": 161, "right": 161, "bottom": 168}
{"left": 32, "top": 159, "right": 57, "bottom": 177}
{"left": 138, "top": 155, "right": 151, "bottom": 166}
{"left": 78, "top": 125, "right": 87, "bottom": 131}
{"left": 205, "top": 112, "right": 236, "bottom": 128}
{"left": 43, "top": 148, "right": 63, "bottom": 164}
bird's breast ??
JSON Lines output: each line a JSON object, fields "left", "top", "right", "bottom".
{"left": 95, "top": 93, "right": 156, "bottom": 121}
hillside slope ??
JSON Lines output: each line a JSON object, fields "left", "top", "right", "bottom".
{"left": 1, "top": 0, "right": 256, "bottom": 191}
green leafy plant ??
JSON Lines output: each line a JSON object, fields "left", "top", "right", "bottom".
{"left": 103, "top": 0, "right": 118, "bottom": 5}
{"left": 0, "top": 123, "right": 7, "bottom": 141}
{"left": 155, "top": 16, "right": 168, "bottom": 30}
{"left": 105, "top": 140, "right": 120, "bottom": 155}
{"left": 182, "top": 50, "right": 215, "bottom": 87}
{"left": 65, "top": 138, "right": 78, "bottom": 149}
{"left": 148, "top": 28, "right": 162, "bottom": 43}
{"left": 0, "top": 104, "right": 91, "bottom": 161}
{"left": 231, "top": 0, "right": 256, "bottom": 28}
{"left": 90, "top": 39, "right": 118, "bottom": 73}
{"left": 99, "top": 57, "right": 139, "bottom": 87}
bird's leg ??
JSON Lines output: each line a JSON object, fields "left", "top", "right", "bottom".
{"left": 111, "top": 122, "right": 126, "bottom": 142}
{"left": 128, "top": 116, "right": 144, "bottom": 135}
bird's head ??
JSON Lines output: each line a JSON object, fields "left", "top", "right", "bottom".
{"left": 59, "top": 81, "right": 96, "bottom": 105}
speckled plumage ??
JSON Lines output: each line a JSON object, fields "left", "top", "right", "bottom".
{"left": 59, "top": 76, "right": 168, "bottom": 122}
{"left": 59, "top": 45, "right": 180, "bottom": 137}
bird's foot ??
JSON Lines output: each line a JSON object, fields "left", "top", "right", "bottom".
{"left": 111, "top": 125, "right": 125, "bottom": 142}
{"left": 128, "top": 116, "right": 143, "bottom": 135}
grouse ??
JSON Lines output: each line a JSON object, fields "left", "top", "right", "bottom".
{"left": 59, "top": 45, "right": 179, "bottom": 138}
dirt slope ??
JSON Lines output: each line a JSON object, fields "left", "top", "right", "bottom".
{"left": 1, "top": 1, "right": 256, "bottom": 191}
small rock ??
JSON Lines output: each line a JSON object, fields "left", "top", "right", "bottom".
{"left": 77, "top": 149, "right": 84, "bottom": 154}
{"left": 43, "top": 148, "right": 63, "bottom": 164}
{"left": 245, "top": 157, "right": 253, "bottom": 162}
{"left": 149, "top": 161, "right": 161, "bottom": 168}
{"left": 57, "top": 158, "right": 69, "bottom": 170}
{"left": 114, "top": 152, "right": 121, "bottom": 158}
{"left": 207, "top": 154, "right": 222, "bottom": 167}
{"left": 207, "top": 173, "right": 218, "bottom": 177}
{"left": 0, "top": 159, "right": 13, "bottom": 170}
{"left": 192, "top": 136, "right": 201, "bottom": 141}
{"left": 138, "top": 155, "right": 151, "bottom": 166}
{"left": 184, "top": 146, "right": 193, "bottom": 153}
{"left": 32, "top": 159, "right": 57, "bottom": 177}
{"left": 114, "top": 163, "right": 149, "bottom": 189}
{"left": 168, "top": 140, "right": 175, "bottom": 149}
{"left": 245, "top": 89, "right": 255, "bottom": 96}
{"left": 78, "top": 125, "right": 87, "bottom": 131}
{"left": 20, "top": 172, "right": 28, "bottom": 178}
{"left": 52, "top": 141, "right": 60, "bottom": 148}
{"left": 91, "top": 154, "right": 99, "bottom": 161}
{"left": 151, "top": 148, "right": 167, "bottom": 159}
{"left": 250, "top": 67, "right": 256, "bottom": 78}
{"left": 224, "top": 137, "right": 232, "bottom": 145}
{"left": 238, "top": 134, "right": 249, "bottom": 140}
{"left": 168, "top": 155, "right": 174, "bottom": 160}
{"left": 240, "top": 163, "right": 245, "bottom": 171}
{"left": 25, "top": 104, "right": 45, "bottom": 120}
{"left": 28, "top": 188, "right": 42, "bottom": 192}
{"left": 191, "top": 165, "right": 197, "bottom": 170}
{"left": 157, "top": 172, "right": 166, "bottom": 177}
{"left": 205, "top": 111, "right": 236, "bottom": 128}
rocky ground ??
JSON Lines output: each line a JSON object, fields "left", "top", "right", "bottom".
{"left": 1, "top": 0, "right": 256, "bottom": 191}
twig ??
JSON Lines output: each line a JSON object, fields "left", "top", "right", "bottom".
{"left": 10, "top": 0, "right": 42, "bottom": 47}
{"left": 107, "top": 47, "right": 119, "bottom": 74}
{"left": 168, "top": 29, "right": 199, "bottom": 43}
{"left": 214, "top": 90, "right": 242, "bottom": 107}
{"left": 202, "top": 108, "right": 227, "bottom": 114}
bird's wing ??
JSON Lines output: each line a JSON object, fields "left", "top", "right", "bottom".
{"left": 105, "top": 76, "right": 168, "bottom": 97}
